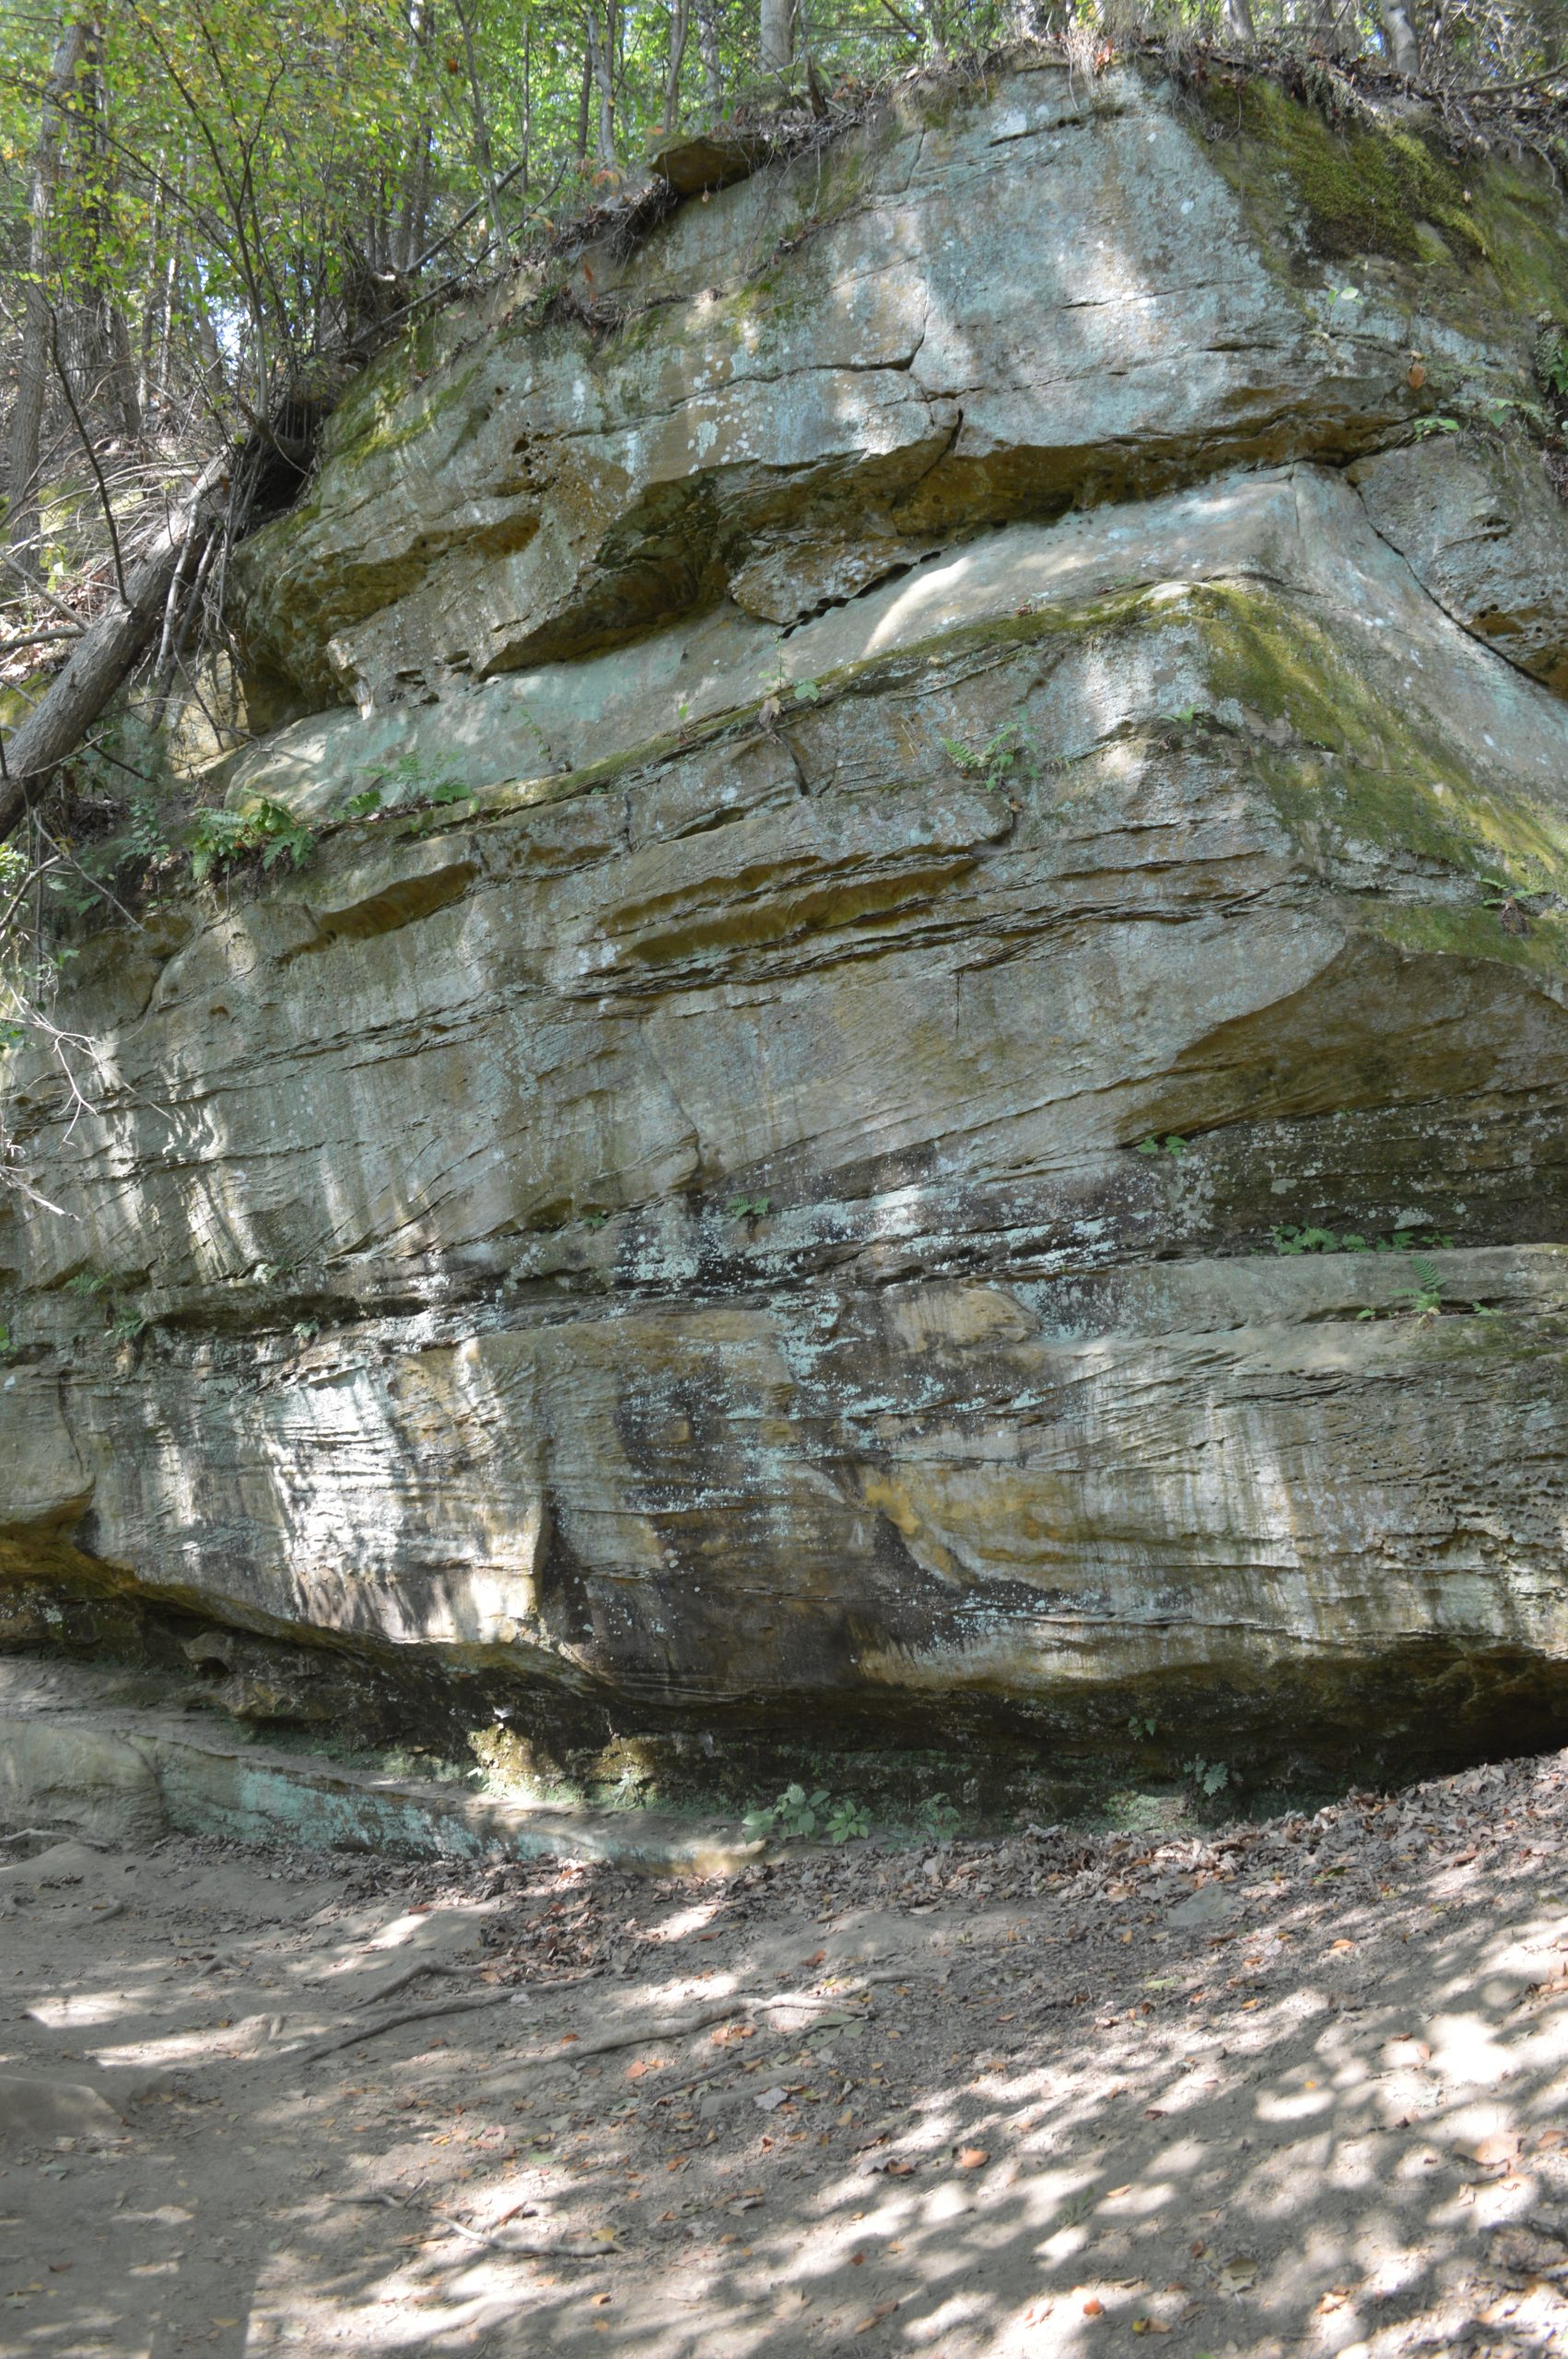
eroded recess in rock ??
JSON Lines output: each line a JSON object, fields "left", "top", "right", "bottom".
{"left": 6, "top": 60, "right": 1568, "bottom": 1794}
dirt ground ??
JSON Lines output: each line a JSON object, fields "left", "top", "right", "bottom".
{"left": 6, "top": 1749, "right": 1568, "bottom": 2359}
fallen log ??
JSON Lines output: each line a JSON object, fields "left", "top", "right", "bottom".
{"left": 0, "top": 447, "right": 234, "bottom": 843}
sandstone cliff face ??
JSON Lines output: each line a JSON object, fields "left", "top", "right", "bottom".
{"left": 6, "top": 62, "right": 1568, "bottom": 1788}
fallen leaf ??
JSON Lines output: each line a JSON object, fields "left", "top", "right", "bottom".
{"left": 755, "top": 2086, "right": 790, "bottom": 2113}
{"left": 1329, "top": 1939, "right": 1355, "bottom": 1954}
{"left": 855, "top": 2300, "right": 899, "bottom": 2333}
{"left": 1082, "top": 2295, "right": 1105, "bottom": 2317}
{"left": 956, "top": 2147, "right": 990, "bottom": 2170}
{"left": 1217, "top": 2257, "right": 1257, "bottom": 2294}
{"left": 1408, "top": 360, "right": 1426, "bottom": 390}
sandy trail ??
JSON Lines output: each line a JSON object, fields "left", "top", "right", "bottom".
{"left": 5, "top": 1753, "right": 1568, "bottom": 2359}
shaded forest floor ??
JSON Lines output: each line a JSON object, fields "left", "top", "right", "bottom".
{"left": 6, "top": 1747, "right": 1568, "bottom": 2359}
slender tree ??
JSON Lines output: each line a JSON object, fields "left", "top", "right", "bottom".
{"left": 1381, "top": 0, "right": 1421, "bottom": 71}
{"left": 8, "top": 18, "right": 89, "bottom": 581}
{"left": 761, "top": 0, "right": 792, "bottom": 76}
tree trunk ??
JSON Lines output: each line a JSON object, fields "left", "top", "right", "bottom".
{"left": 575, "top": 43, "right": 591, "bottom": 163}
{"left": 453, "top": 0, "right": 506, "bottom": 250}
{"left": 696, "top": 0, "right": 722, "bottom": 110}
{"left": 520, "top": 15, "right": 532, "bottom": 194}
{"left": 585, "top": 3, "right": 616, "bottom": 166}
{"left": 761, "top": 0, "right": 793, "bottom": 76}
{"left": 7, "top": 20, "right": 88, "bottom": 584}
{"left": 1223, "top": 0, "right": 1256, "bottom": 39}
{"left": 1380, "top": 0, "right": 1420, "bottom": 73}
{"left": 102, "top": 299, "right": 141, "bottom": 441}
{"left": 662, "top": 0, "right": 689, "bottom": 133}
{"left": 0, "top": 449, "right": 231, "bottom": 843}
{"left": 81, "top": 34, "right": 141, "bottom": 440}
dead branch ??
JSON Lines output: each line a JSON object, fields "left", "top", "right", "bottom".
{"left": 0, "top": 444, "right": 233, "bottom": 839}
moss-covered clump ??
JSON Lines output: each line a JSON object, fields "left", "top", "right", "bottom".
{"left": 1207, "top": 76, "right": 1481, "bottom": 264}
{"left": 1199, "top": 71, "right": 1568, "bottom": 325}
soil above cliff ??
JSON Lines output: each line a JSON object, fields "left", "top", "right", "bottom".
{"left": 6, "top": 1744, "right": 1568, "bottom": 2358}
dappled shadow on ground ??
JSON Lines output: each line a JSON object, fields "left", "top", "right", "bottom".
{"left": 6, "top": 1753, "right": 1568, "bottom": 2359}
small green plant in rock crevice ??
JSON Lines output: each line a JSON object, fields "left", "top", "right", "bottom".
{"left": 1271, "top": 1223, "right": 1455, "bottom": 1256}
{"left": 1136, "top": 1133, "right": 1187, "bottom": 1160}
{"left": 1359, "top": 1255, "right": 1445, "bottom": 1321}
{"left": 940, "top": 720, "right": 1037, "bottom": 795}
{"left": 723, "top": 1193, "right": 771, "bottom": 1221}
{"left": 1540, "top": 332, "right": 1568, "bottom": 402}
{"left": 743, "top": 1783, "right": 868, "bottom": 1843}
{"left": 188, "top": 799, "right": 315, "bottom": 885}
{"left": 64, "top": 1269, "right": 114, "bottom": 1298}
{"left": 401, "top": 777, "right": 474, "bottom": 834}
{"left": 61, "top": 1270, "right": 152, "bottom": 1346}
{"left": 1185, "top": 1756, "right": 1231, "bottom": 1800}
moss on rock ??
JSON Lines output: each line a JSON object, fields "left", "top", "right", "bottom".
{"left": 1199, "top": 71, "right": 1568, "bottom": 330}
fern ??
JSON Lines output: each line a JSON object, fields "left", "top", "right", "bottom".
{"left": 189, "top": 799, "right": 315, "bottom": 885}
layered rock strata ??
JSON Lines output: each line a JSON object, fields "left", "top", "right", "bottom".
{"left": 6, "top": 62, "right": 1568, "bottom": 1784}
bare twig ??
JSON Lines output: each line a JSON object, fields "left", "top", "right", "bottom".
{"left": 0, "top": 627, "right": 81, "bottom": 653}
{"left": 0, "top": 551, "right": 88, "bottom": 634}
